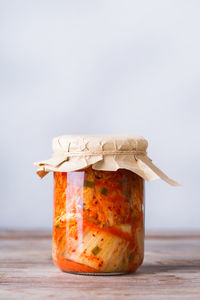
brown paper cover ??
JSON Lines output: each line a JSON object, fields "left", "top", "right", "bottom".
{"left": 34, "top": 135, "right": 180, "bottom": 186}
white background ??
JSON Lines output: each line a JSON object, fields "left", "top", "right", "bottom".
{"left": 1, "top": 0, "right": 200, "bottom": 231}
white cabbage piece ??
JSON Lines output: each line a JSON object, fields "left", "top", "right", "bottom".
{"left": 65, "top": 226, "right": 130, "bottom": 272}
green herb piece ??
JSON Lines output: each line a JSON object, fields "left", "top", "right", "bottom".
{"left": 129, "top": 253, "right": 134, "bottom": 261}
{"left": 124, "top": 189, "right": 131, "bottom": 198}
{"left": 61, "top": 251, "right": 65, "bottom": 256}
{"left": 122, "top": 177, "right": 127, "bottom": 184}
{"left": 84, "top": 180, "right": 94, "bottom": 188}
{"left": 91, "top": 246, "right": 101, "bottom": 256}
{"left": 133, "top": 216, "right": 137, "bottom": 222}
{"left": 101, "top": 187, "right": 109, "bottom": 195}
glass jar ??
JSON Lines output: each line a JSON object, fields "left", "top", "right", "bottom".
{"left": 35, "top": 134, "right": 178, "bottom": 275}
{"left": 52, "top": 167, "right": 144, "bottom": 275}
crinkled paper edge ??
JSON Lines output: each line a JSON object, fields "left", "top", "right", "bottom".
{"left": 34, "top": 154, "right": 180, "bottom": 186}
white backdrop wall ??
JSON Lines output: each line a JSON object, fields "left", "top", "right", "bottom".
{"left": 1, "top": 0, "right": 200, "bottom": 230}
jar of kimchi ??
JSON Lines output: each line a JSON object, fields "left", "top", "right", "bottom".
{"left": 35, "top": 135, "right": 179, "bottom": 275}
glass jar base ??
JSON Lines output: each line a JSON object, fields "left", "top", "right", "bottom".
{"left": 61, "top": 270, "right": 132, "bottom": 276}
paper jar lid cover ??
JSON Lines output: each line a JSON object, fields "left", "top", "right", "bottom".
{"left": 34, "top": 134, "right": 180, "bottom": 186}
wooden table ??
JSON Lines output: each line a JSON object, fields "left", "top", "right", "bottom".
{"left": 0, "top": 231, "right": 200, "bottom": 299}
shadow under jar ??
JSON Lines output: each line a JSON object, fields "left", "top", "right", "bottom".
{"left": 52, "top": 167, "right": 144, "bottom": 275}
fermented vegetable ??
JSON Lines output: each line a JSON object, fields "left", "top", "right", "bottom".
{"left": 52, "top": 167, "right": 144, "bottom": 273}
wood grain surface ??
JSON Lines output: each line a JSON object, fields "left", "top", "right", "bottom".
{"left": 0, "top": 231, "right": 200, "bottom": 300}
